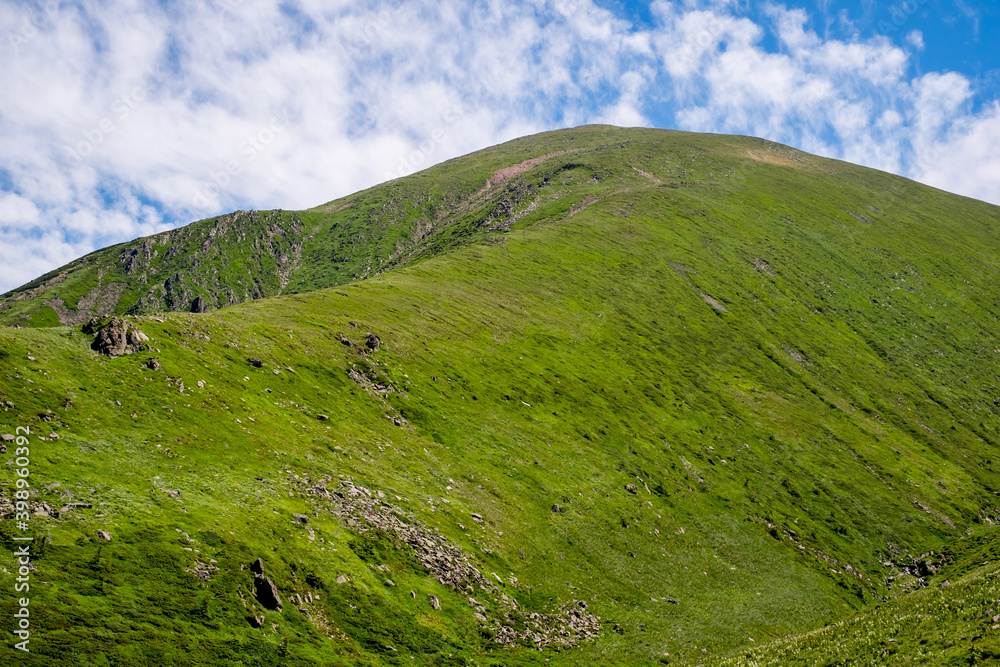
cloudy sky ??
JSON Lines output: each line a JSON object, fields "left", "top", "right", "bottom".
{"left": 1, "top": 0, "right": 998, "bottom": 293}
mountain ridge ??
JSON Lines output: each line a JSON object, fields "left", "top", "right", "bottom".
{"left": 0, "top": 125, "right": 910, "bottom": 327}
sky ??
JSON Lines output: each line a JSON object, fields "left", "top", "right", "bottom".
{"left": 0, "top": 0, "right": 998, "bottom": 294}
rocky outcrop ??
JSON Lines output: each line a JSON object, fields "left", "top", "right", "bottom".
{"left": 85, "top": 318, "right": 150, "bottom": 358}
{"left": 254, "top": 576, "right": 282, "bottom": 611}
{"left": 248, "top": 558, "right": 282, "bottom": 611}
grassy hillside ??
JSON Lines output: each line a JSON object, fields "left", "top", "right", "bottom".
{"left": 708, "top": 529, "right": 1000, "bottom": 666}
{"left": 1, "top": 126, "right": 999, "bottom": 665}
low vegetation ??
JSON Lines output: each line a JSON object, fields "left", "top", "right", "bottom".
{"left": 1, "top": 126, "right": 999, "bottom": 665}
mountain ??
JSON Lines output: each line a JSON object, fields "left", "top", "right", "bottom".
{"left": 1, "top": 128, "right": 647, "bottom": 326}
{"left": 1, "top": 125, "right": 1000, "bottom": 666}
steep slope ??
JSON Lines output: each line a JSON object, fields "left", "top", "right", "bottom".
{"left": 1, "top": 126, "right": 999, "bottom": 666}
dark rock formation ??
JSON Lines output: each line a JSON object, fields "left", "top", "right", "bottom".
{"left": 253, "top": 575, "right": 282, "bottom": 611}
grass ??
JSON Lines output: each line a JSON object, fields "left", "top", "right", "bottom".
{"left": 0, "top": 126, "right": 999, "bottom": 665}
{"left": 705, "top": 527, "right": 1000, "bottom": 666}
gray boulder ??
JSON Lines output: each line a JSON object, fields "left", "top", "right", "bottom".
{"left": 88, "top": 318, "right": 150, "bottom": 358}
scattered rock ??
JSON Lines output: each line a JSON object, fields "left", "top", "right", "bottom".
{"left": 551, "top": 504, "right": 562, "bottom": 513}
{"left": 96, "top": 530, "right": 112, "bottom": 541}
{"left": 248, "top": 615, "right": 264, "bottom": 628}
{"left": 164, "top": 489, "right": 181, "bottom": 498}
{"left": 471, "top": 513, "right": 484, "bottom": 523}
{"left": 429, "top": 594, "right": 441, "bottom": 610}
{"left": 365, "top": 334, "right": 381, "bottom": 351}
{"left": 248, "top": 357, "right": 264, "bottom": 368}
{"left": 144, "top": 358, "right": 162, "bottom": 370}
{"left": 384, "top": 579, "right": 396, "bottom": 587}
{"left": 59, "top": 502, "right": 91, "bottom": 514}
{"left": 190, "top": 296, "right": 209, "bottom": 313}
{"left": 317, "top": 414, "right": 329, "bottom": 421}
{"left": 625, "top": 484, "right": 639, "bottom": 494}
{"left": 88, "top": 318, "right": 150, "bottom": 358}
{"left": 304, "top": 478, "right": 601, "bottom": 648}
{"left": 1, "top": 434, "right": 13, "bottom": 442}
{"left": 250, "top": 558, "right": 264, "bottom": 575}
{"left": 900, "top": 552, "right": 946, "bottom": 579}
{"left": 336, "top": 575, "right": 348, "bottom": 584}
{"left": 292, "top": 513, "right": 310, "bottom": 524}
{"left": 186, "top": 559, "right": 220, "bottom": 581}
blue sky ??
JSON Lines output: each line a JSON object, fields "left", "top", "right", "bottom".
{"left": 0, "top": 0, "right": 997, "bottom": 293}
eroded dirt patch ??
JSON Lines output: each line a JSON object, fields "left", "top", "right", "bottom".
{"left": 486, "top": 149, "right": 581, "bottom": 188}
{"left": 746, "top": 150, "right": 805, "bottom": 167}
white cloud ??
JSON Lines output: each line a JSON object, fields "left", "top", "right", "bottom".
{"left": 0, "top": 0, "right": 997, "bottom": 294}
{"left": 912, "top": 102, "right": 1000, "bottom": 204}
{"left": 0, "top": 194, "right": 41, "bottom": 226}
{"left": 657, "top": 3, "right": 998, "bottom": 197}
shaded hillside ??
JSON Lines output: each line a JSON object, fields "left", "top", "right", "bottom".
{"left": 3, "top": 126, "right": 744, "bottom": 326}
{"left": 1, "top": 126, "right": 999, "bottom": 666}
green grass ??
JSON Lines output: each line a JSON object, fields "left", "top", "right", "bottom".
{"left": 704, "top": 527, "right": 1000, "bottom": 666}
{"left": 1, "top": 126, "right": 999, "bottom": 665}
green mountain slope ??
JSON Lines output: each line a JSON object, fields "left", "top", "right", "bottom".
{"left": 1, "top": 126, "right": 1000, "bottom": 666}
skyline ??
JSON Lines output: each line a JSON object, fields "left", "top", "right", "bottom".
{"left": 0, "top": 0, "right": 997, "bottom": 293}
